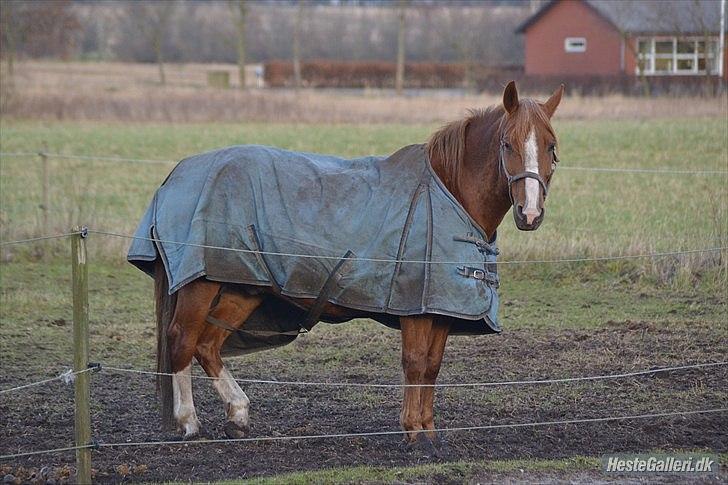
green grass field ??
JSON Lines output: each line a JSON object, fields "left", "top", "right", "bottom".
{"left": 1, "top": 118, "right": 726, "bottom": 483}
{"left": 1, "top": 119, "right": 726, "bottom": 279}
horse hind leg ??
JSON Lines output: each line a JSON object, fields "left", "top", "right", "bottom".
{"left": 195, "top": 289, "right": 262, "bottom": 438}
{"left": 171, "top": 363, "right": 198, "bottom": 438}
{"left": 167, "top": 279, "right": 222, "bottom": 438}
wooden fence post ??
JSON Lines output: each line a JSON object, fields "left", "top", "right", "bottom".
{"left": 40, "top": 143, "right": 49, "bottom": 230}
{"left": 71, "top": 226, "right": 92, "bottom": 484}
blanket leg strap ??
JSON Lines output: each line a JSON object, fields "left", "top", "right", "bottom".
{"left": 302, "top": 250, "right": 354, "bottom": 331}
{"left": 205, "top": 314, "right": 301, "bottom": 338}
{"left": 205, "top": 286, "right": 301, "bottom": 338}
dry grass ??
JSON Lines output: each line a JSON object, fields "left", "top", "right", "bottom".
{"left": 2, "top": 61, "right": 726, "bottom": 123}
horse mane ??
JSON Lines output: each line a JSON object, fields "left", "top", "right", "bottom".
{"left": 426, "top": 100, "right": 556, "bottom": 185}
{"left": 426, "top": 106, "right": 503, "bottom": 185}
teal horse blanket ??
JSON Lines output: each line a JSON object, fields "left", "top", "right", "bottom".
{"left": 128, "top": 144, "right": 500, "bottom": 352}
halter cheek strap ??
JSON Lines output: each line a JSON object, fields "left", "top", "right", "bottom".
{"left": 499, "top": 139, "right": 550, "bottom": 204}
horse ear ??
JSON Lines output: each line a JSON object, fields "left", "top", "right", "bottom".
{"left": 543, "top": 84, "right": 564, "bottom": 118}
{"left": 503, "top": 81, "right": 519, "bottom": 114}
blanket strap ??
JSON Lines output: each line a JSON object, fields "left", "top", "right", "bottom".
{"left": 205, "top": 242, "right": 355, "bottom": 336}
{"left": 301, "top": 250, "right": 355, "bottom": 331}
{"left": 453, "top": 234, "right": 499, "bottom": 255}
{"left": 205, "top": 314, "right": 301, "bottom": 337}
{"left": 456, "top": 266, "right": 500, "bottom": 288}
{"left": 205, "top": 287, "right": 303, "bottom": 337}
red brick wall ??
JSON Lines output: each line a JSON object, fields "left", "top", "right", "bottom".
{"left": 523, "top": 0, "right": 623, "bottom": 76}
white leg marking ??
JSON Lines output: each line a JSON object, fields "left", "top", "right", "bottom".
{"left": 213, "top": 367, "right": 250, "bottom": 428}
{"left": 172, "top": 364, "right": 201, "bottom": 437}
{"left": 523, "top": 129, "right": 541, "bottom": 224}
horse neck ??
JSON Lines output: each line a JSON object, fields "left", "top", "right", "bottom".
{"left": 432, "top": 116, "right": 512, "bottom": 240}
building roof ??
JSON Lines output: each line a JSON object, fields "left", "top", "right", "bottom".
{"left": 516, "top": 0, "right": 727, "bottom": 35}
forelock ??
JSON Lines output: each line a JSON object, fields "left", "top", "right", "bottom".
{"left": 500, "top": 99, "right": 556, "bottom": 150}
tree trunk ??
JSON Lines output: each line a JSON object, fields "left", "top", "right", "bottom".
{"left": 151, "top": 3, "right": 174, "bottom": 86}
{"left": 395, "top": 0, "right": 407, "bottom": 95}
{"left": 293, "top": 0, "right": 303, "bottom": 90}
{"left": 235, "top": 0, "right": 247, "bottom": 89}
{"left": 624, "top": 35, "right": 650, "bottom": 96}
{"left": 155, "top": 33, "right": 166, "bottom": 85}
{"left": 2, "top": 1, "right": 16, "bottom": 81}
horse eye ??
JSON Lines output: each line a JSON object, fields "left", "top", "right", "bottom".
{"left": 503, "top": 141, "right": 512, "bottom": 151}
{"left": 548, "top": 143, "right": 556, "bottom": 152}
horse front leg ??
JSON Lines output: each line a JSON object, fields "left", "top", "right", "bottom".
{"left": 420, "top": 319, "right": 450, "bottom": 441}
{"left": 399, "top": 315, "right": 433, "bottom": 443}
{"left": 195, "top": 290, "right": 262, "bottom": 438}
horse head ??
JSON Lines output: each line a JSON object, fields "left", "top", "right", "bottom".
{"left": 499, "top": 81, "right": 564, "bottom": 231}
{"left": 427, "top": 81, "right": 563, "bottom": 238}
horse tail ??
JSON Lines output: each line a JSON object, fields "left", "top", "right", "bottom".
{"left": 154, "top": 259, "right": 176, "bottom": 430}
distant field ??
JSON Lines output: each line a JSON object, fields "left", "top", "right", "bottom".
{"left": 2, "top": 61, "right": 727, "bottom": 123}
{"left": 0, "top": 117, "right": 726, "bottom": 482}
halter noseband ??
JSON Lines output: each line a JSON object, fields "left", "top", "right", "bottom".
{"left": 499, "top": 138, "right": 550, "bottom": 205}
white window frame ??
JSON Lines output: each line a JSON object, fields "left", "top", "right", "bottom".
{"left": 636, "top": 36, "right": 720, "bottom": 76}
{"left": 564, "top": 37, "right": 587, "bottom": 53}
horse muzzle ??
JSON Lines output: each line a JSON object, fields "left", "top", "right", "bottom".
{"left": 513, "top": 203, "right": 544, "bottom": 231}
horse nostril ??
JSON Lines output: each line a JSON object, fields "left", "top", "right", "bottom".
{"left": 516, "top": 204, "right": 525, "bottom": 219}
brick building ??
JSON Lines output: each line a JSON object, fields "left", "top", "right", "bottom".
{"left": 517, "top": 0, "right": 727, "bottom": 80}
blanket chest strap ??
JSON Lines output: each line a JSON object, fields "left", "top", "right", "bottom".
{"left": 302, "top": 249, "right": 355, "bottom": 331}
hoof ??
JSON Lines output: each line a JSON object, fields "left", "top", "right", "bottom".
{"left": 224, "top": 420, "right": 250, "bottom": 439}
{"left": 182, "top": 428, "right": 203, "bottom": 441}
{"left": 430, "top": 434, "right": 450, "bottom": 460}
{"left": 185, "top": 426, "right": 213, "bottom": 441}
{"left": 403, "top": 432, "right": 438, "bottom": 458}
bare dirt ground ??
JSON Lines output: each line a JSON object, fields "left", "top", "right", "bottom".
{"left": 1, "top": 322, "right": 726, "bottom": 484}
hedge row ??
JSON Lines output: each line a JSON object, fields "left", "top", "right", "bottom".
{"left": 264, "top": 60, "right": 487, "bottom": 89}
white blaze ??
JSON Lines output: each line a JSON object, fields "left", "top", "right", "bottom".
{"left": 523, "top": 129, "right": 541, "bottom": 222}
{"left": 213, "top": 366, "right": 250, "bottom": 428}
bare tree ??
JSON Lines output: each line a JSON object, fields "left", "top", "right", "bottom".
{"left": 231, "top": 0, "right": 247, "bottom": 89}
{"left": 131, "top": 1, "right": 175, "bottom": 85}
{"left": 443, "top": 7, "right": 513, "bottom": 90}
{"left": 626, "top": 33, "right": 651, "bottom": 96}
{"left": 0, "top": 1, "right": 18, "bottom": 79}
{"left": 395, "top": 0, "right": 407, "bottom": 94}
{"left": 682, "top": 0, "right": 723, "bottom": 94}
{"left": 0, "top": 0, "right": 80, "bottom": 78}
{"left": 640, "top": 0, "right": 722, "bottom": 94}
{"left": 609, "top": 1, "right": 652, "bottom": 96}
{"left": 293, "top": 0, "right": 304, "bottom": 90}
{"left": 36, "top": 2, "right": 529, "bottom": 68}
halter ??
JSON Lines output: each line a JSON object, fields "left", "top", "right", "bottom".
{"left": 499, "top": 138, "right": 550, "bottom": 205}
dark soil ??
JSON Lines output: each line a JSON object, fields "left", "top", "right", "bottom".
{"left": 1, "top": 324, "right": 726, "bottom": 484}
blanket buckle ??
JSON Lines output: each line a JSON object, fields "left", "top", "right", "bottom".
{"left": 457, "top": 266, "right": 499, "bottom": 287}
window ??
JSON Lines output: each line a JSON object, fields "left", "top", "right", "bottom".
{"left": 564, "top": 37, "right": 587, "bottom": 53}
{"left": 636, "top": 36, "right": 720, "bottom": 75}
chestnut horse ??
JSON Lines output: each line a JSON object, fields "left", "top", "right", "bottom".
{"left": 153, "top": 81, "right": 563, "bottom": 446}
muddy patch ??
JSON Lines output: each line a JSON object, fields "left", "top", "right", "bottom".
{"left": 1, "top": 324, "right": 726, "bottom": 483}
